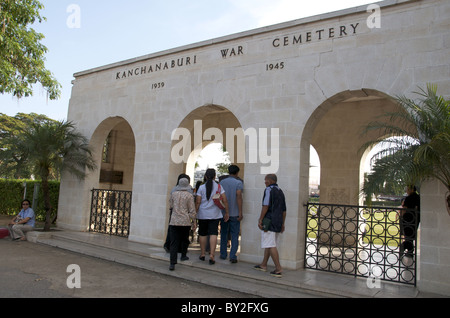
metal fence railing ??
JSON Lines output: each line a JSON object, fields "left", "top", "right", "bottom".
{"left": 89, "top": 189, "right": 132, "bottom": 238}
{"left": 305, "top": 203, "right": 418, "bottom": 286}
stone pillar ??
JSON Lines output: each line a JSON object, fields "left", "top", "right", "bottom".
{"left": 418, "top": 180, "right": 450, "bottom": 296}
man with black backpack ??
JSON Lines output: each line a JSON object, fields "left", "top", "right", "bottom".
{"left": 254, "top": 174, "right": 286, "bottom": 278}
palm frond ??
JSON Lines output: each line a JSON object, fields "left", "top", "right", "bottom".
{"left": 361, "top": 84, "right": 450, "bottom": 202}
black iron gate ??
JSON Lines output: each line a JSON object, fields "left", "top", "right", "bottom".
{"left": 304, "top": 203, "right": 418, "bottom": 286}
{"left": 90, "top": 189, "right": 132, "bottom": 238}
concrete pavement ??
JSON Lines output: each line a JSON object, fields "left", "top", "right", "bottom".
{"left": 0, "top": 237, "right": 256, "bottom": 298}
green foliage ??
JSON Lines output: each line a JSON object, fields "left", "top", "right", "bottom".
{"left": 216, "top": 162, "right": 230, "bottom": 175}
{"left": 1, "top": 114, "right": 96, "bottom": 230}
{"left": 361, "top": 84, "right": 450, "bottom": 205}
{"left": 0, "top": 179, "right": 59, "bottom": 222}
{"left": 18, "top": 120, "right": 97, "bottom": 181}
{"left": 0, "top": 112, "right": 57, "bottom": 179}
{"left": 16, "top": 120, "right": 96, "bottom": 230}
{"left": 0, "top": 0, "right": 61, "bottom": 99}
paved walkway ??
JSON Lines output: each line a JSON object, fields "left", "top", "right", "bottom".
{"left": 26, "top": 230, "right": 442, "bottom": 298}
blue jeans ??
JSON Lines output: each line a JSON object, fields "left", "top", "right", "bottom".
{"left": 220, "top": 216, "right": 240, "bottom": 260}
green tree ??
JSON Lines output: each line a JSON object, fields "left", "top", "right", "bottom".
{"left": 0, "top": 0, "right": 61, "bottom": 99}
{"left": 15, "top": 120, "right": 96, "bottom": 230}
{"left": 216, "top": 162, "right": 230, "bottom": 175}
{"left": 215, "top": 145, "right": 231, "bottom": 175}
{"left": 0, "top": 112, "right": 56, "bottom": 178}
{"left": 361, "top": 84, "right": 450, "bottom": 213}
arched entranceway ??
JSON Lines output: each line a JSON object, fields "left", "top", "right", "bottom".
{"left": 168, "top": 104, "right": 245, "bottom": 188}
{"left": 307, "top": 89, "right": 399, "bottom": 206}
{"left": 301, "top": 89, "right": 418, "bottom": 285}
{"left": 88, "top": 117, "right": 136, "bottom": 237}
{"left": 167, "top": 105, "right": 245, "bottom": 253}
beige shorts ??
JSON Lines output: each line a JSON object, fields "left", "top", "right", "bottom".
{"left": 261, "top": 231, "right": 279, "bottom": 249}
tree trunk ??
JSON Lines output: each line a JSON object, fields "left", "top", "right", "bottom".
{"left": 41, "top": 172, "right": 52, "bottom": 232}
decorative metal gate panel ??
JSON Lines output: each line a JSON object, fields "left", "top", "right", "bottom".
{"left": 305, "top": 203, "right": 418, "bottom": 286}
{"left": 90, "top": 189, "right": 132, "bottom": 238}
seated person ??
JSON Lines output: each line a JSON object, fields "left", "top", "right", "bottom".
{"left": 8, "top": 199, "right": 35, "bottom": 241}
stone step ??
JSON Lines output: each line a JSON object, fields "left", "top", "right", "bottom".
{"left": 31, "top": 231, "right": 343, "bottom": 298}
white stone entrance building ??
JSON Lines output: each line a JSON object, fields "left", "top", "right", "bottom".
{"left": 58, "top": 0, "right": 450, "bottom": 295}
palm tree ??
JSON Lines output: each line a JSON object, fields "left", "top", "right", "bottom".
{"left": 17, "top": 120, "right": 96, "bottom": 230}
{"left": 361, "top": 84, "right": 450, "bottom": 213}
{"left": 0, "top": 113, "right": 57, "bottom": 178}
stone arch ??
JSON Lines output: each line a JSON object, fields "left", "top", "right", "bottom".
{"left": 89, "top": 116, "right": 136, "bottom": 191}
{"left": 57, "top": 116, "right": 136, "bottom": 232}
{"left": 168, "top": 104, "right": 245, "bottom": 191}
{"left": 166, "top": 104, "right": 246, "bottom": 237}
{"left": 87, "top": 117, "right": 136, "bottom": 237}
{"left": 300, "top": 89, "right": 400, "bottom": 206}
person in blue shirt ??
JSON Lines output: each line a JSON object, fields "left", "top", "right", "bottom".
{"left": 219, "top": 165, "right": 243, "bottom": 263}
{"left": 254, "top": 174, "right": 286, "bottom": 277}
{"left": 8, "top": 199, "right": 35, "bottom": 241}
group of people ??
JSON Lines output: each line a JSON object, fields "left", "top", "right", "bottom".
{"left": 166, "top": 166, "right": 422, "bottom": 275}
{"left": 4, "top": 173, "right": 420, "bottom": 278}
{"left": 165, "top": 165, "right": 287, "bottom": 277}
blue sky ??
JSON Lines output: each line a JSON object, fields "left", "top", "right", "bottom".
{"left": 1, "top": 0, "right": 375, "bottom": 121}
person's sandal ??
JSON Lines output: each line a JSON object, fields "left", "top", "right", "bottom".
{"left": 253, "top": 265, "right": 267, "bottom": 272}
{"left": 270, "top": 270, "right": 282, "bottom": 278}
